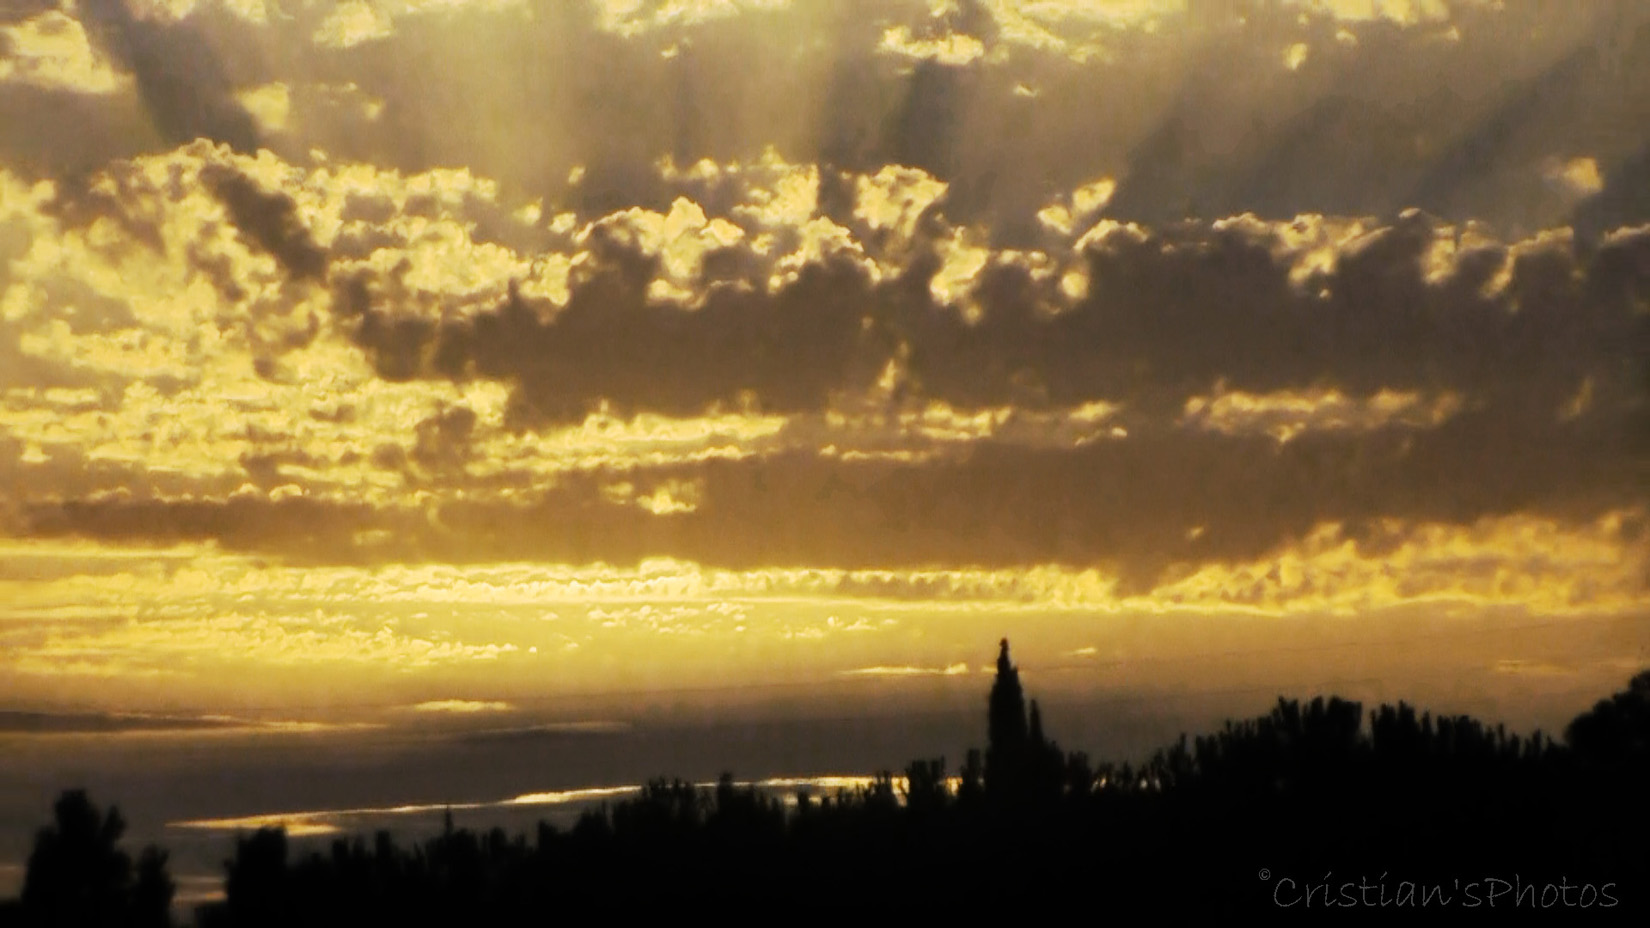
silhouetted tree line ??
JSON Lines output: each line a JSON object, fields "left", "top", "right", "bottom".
{"left": 9, "top": 643, "right": 1648, "bottom": 923}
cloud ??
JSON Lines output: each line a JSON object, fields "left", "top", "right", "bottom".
{"left": 587, "top": 0, "right": 790, "bottom": 37}
{"left": 8, "top": 1, "right": 1633, "bottom": 232}
{"left": 0, "top": 10, "right": 130, "bottom": 94}
{"left": 839, "top": 663, "right": 973, "bottom": 677}
{"left": 0, "top": 709, "right": 238, "bottom": 734}
{"left": 1491, "top": 659, "right": 1576, "bottom": 678}
{"left": 301, "top": 153, "right": 1643, "bottom": 441}
{"left": 408, "top": 699, "right": 513, "bottom": 713}
{"left": 312, "top": 1, "right": 394, "bottom": 49}
{"left": 12, "top": 493, "right": 1645, "bottom": 614}
{"left": 9, "top": 349, "right": 1644, "bottom": 587}
{"left": 880, "top": 25, "right": 988, "bottom": 66}
{"left": 233, "top": 81, "right": 290, "bottom": 133}
{"left": 203, "top": 162, "right": 329, "bottom": 280}
{"left": 77, "top": 0, "right": 260, "bottom": 152}
{"left": 2, "top": 508, "right": 1643, "bottom": 699}
{"left": 1180, "top": 387, "right": 1465, "bottom": 443}
{"left": 3, "top": 597, "right": 525, "bottom": 681}
{"left": 0, "top": 709, "right": 372, "bottom": 735}
{"left": 4, "top": 0, "right": 1649, "bottom": 730}
{"left": 458, "top": 720, "right": 633, "bottom": 741}
{"left": 173, "top": 814, "right": 343, "bottom": 839}
{"left": 0, "top": 3, "right": 1643, "bottom": 633}
{"left": 3, "top": 142, "right": 1644, "bottom": 596}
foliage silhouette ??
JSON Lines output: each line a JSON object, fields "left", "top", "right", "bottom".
{"left": 1567, "top": 668, "right": 1650, "bottom": 769}
{"left": 17, "top": 790, "right": 173, "bottom": 928}
{"left": 13, "top": 649, "right": 1650, "bottom": 922}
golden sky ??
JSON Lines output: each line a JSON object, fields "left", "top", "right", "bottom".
{"left": 1, "top": 0, "right": 1646, "bottom": 736}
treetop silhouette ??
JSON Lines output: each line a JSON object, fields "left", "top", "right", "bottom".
{"left": 985, "top": 639, "right": 1066, "bottom": 803}
{"left": 19, "top": 789, "right": 173, "bottom": 928}
{"left": 1566, "top": 668, "right": 1650, "bottom": 768}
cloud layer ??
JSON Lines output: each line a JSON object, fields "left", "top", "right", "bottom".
{"left": 4, "top": 141, "right": 1642, "bottom": 588}
{"left": 0, "top": 0, "right": 1645, "bottom": 704}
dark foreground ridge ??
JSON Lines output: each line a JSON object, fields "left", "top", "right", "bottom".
{"left": 7, "top": 641, "right": 1648, "bottom": 924}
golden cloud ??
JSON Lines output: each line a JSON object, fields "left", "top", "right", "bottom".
{"left": 0, "top": 11, "right": 130, "bottom": 95}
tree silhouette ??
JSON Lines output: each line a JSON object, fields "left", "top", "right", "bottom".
{"left": 21, "top": 648, "right": 1650, "bottom": 923}
{"left": 902, "top": 757, "right": 948, "bottom": 816}
{"left": 131, "top": 848, "right": 175, "bottom": 928}
{"left": 985, "top": 640, "right": 1069, "bottom": 804}
{"left": 985, "top": 638, "right": 1030, "bottom": 799}
{"left": 19, "top": 789, "right": 172, "bottom": 928}
{"left": 223, "top": 828, "right": 288, "bottom": 928}
{"left": 1566, "top": 669, "right": 1650, "bottom": 768}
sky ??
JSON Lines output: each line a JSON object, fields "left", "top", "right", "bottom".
{"left": 0, "top": 0, "right": 1648, "bottom": 844}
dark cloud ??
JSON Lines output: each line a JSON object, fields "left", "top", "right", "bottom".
{"left": 78, "top": 0, "right": 259, "bottom": 153}
{"left": 0, "top": 0, "right": 54, "bottom": 26}
{"left": 22, "top": 494, "right": 385, "bottom": 563}
{"left": 918, "top": 214, "right": 1647, "bottom": 420}
{"left": 9, "top": 1, "right": 1648, "bottom": 234}
{"left": 455, "top": 722, "right": 631, "bottom": 744}
{"left": 203, "top": 163, "right": 328, "bottom": 279}
{"left": 20, "top": 394, "right": 1645, "bottom": 589}
{"left": 411, "top": 405, "right": 479, "bottom": 474}
{"left": 0, "top": 710, "right": 242, "bottom": 735}
{"left": 1095, "top": 4, "right": 1648, "bottom": 232}
{"left": 5, "top": 0, "right": 1647, "bottom": 587}
{"left": 0, "top": 86, "right": 162, "bottom": 180}
{"left": 336, "top": 246, "right": 887, "bottom": 425}
{"left": 331, "top": 206, "right": 1646, "bottom": 444}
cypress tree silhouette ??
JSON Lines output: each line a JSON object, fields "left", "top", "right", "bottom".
{"left": 985, "top": 638, "right": 1030, "bottom": 799}
{"left": 1026, "top": 699, "right": 1067, "bottom": 801}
